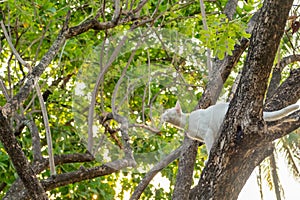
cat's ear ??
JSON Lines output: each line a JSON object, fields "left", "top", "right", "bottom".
{"left": 175, "top": 101, "right": 182, "bottom": 114}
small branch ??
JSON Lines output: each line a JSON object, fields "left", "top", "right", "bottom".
{"left": 112, "top": 0, "right": 121, "bottom": 23}
{"left": 103, "top": 123, "right": 123, "bottom": 149}
{"left": 0, "top": 78, "right": 10, "bottom": 100}
{"left": 87, "top": 27, "right": 132, "bottom": 154}
{"left": 199, "top": 0, "right": 212, "bottom": 74}
{"left": 130, "top": 144, "right": 183, "bottom": 200}
{"left": 35, "top": 83, "right": 56, "bottom": 175}
{"left": 111, "top": 27, "right": 153, "bottom": 113}
{"left": 0, "top": 20, "right": 30, "bottom": 68}
{"left": 66, "top": 11, "right": 149, "bottom": 39}
{"left": 1, "top": 12, "right": 71, "bottom": 118}
{"left": 132, "top": 0, "right": 149, "bottom": 14}
{"left": 111, "top": 30, "right": 142, "bottom": 114}
{"left": 129, "top": 123, "right": 161, "bottom": 135}
{"left": 25, "top": 118, "right": 43, "bottom": 162}
{"left": 114, "top": 114, "right": 136, "bottom": 165}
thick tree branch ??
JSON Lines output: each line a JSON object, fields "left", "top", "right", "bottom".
{"left": 265, "top": 111, "right": 300, "bottom": 142}
{"left": 172, "top": 137, "right": 199, "bottom": 200}
{"left": 265, "top": 68, "right": 300, "bottom": 111}
{"left": 190, "top": 1, "right": 293, "bottom": 199}
{"left": 4, "top": 153, "right": 95, "bottom": 200}
{"left": 66, "top": 10, "right": 150, "bottom": 39}
{"left": 17, "top": 158, "right": 135, "bottom": 200}
{"left": 0, "top": 13, "right": 73, "bottom": 200}
{"left": 173, "top": 23, "right": 250, "bottom": 200}
{"left": 0, "top": 112, "right": 48, "bottom": 200}
{"left": 267, "top": 55, "right": 300, "bottom": 98}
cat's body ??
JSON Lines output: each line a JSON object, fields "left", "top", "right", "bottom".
{"left": 161, "top": 101, "right": 299, "bottom": 157}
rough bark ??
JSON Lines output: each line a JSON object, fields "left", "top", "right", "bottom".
{"left": 172, "top": 18, "right": 250, "bottom": 200}
{"left": 0, "top": 112, "right": 48, "bottom": 200}
{"left": 266, "top": 68, "right": 300, "bottom": 111}
{"left": 267, "top": 55, "right": 300, "bottom": 99}
{"left": 4, "top": 153, "right": 95, "bottom": 199}
{"left": 172, "top": 138, "right": 199, "bottom": 200}
{"left": 224, "top": 0, "right": 238, "bottom": 20}
{"left": 190, "top": 1, "right": 294, "bottom": 199}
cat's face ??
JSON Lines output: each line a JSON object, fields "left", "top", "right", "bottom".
{"left": 161, "top": 108, "right": 180, "bottom": 123}
{"left": 161, "top": 101, "right": 182, "bottom": 125}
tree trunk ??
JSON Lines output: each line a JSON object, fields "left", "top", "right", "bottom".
{"left": 189, "top": 1, "right": 294, "bottom": 199}
{"left": 172, "top": 25, "right": 250, "bottom": 200}
{"left": 0, "top": 113, "right": 48, "bottom": 199}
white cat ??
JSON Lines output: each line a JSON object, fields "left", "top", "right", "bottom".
{"left": 161, "top": 101, "right": 299, "bottom": 158}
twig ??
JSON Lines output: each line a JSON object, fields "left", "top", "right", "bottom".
{"left": 199, "top": 0, "right": 213, "bottom": 74}
{"left": 130, "top": 144, "right": 184, "bottom": 200}
{"left": 35, "top": 83, "right": 56, "bottom": 175}
{"left": 22, "top": 118, "right": 43, "bottom": 162}
{"left": 0, "top": 20, "right": 30, "bottom": 68}
{"left": 1, "top": 11, "right": 70, "bottom": 117}
{"left": 129, "top": 123, "right": 161, "bottom": 135}
{"left": 111, "top": 31, "right": 140, "bottom": 115}
{"left": 0, "top": 78, "right": 10, "bottom": 100}
{"left": 114, "top": 114, "right": 136, "bottom": 164}
{"left": 87, "top": 27, "right": 131, "bottom": 154}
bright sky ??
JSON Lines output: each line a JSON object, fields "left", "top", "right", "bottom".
{"left": 239, "top": 151, "right": 300, "bottom": 200}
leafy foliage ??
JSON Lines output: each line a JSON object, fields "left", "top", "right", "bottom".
{"left": 0, "top": 0, "right": 299, "bottom": 199}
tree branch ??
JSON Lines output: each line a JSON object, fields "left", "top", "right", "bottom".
{"left": 265, "top": 68, "right": 300, "bottom": 111}
{"left": 224, "top": 0, "right": 238, "bottom": 20}
{"left": 1, "top": 12, "right": 71, "bottom": 118}
{"left": 35, "top": 83, "right": 56, "bottom": 175}
{"left": 27, "top": 118, "right": 43, "bottom": 162}
{"left": 130, "top": 144, "right": 184, "bottom": 200}
{"left": 265, "top": 110, "right": 300, "bottom": 142}
{"left": 173, "top": 19, "right": 250, "bottom": 200}
{"left": 267, "top": 54, "right": 300, "bottom": 98}
{"left": 87, "top": 27, "right": 133, "bottom": 154}
{"left": 0, "top": 112, "right": 48, "bottom": 199}
{"left": 17, "top": 158, "right": 135, "bottom": 200}
{"left": 190, "top": 1, "right": 293, "bottom": 199}
{"left": 4, "top": 153, "right": 95, "bottom": 200}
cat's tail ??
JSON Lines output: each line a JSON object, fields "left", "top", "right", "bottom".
{"left": 263, "top": 103, "right": 299, "bottom": 121}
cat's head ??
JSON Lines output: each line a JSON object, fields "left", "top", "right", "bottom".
{"left": 161, "top": 101, "right": 182, "bottom": 125}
